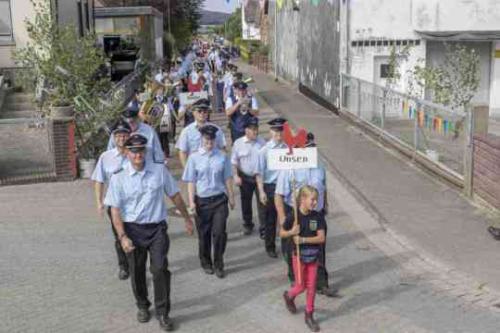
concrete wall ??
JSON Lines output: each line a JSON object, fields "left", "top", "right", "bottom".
{"left": 297, "top": 1, "right": 340, "bottom": 106}
{"left": 412, "top": 0, "right": 500, "bottom": 32}
{"left": 274, "top": 4, "right": 299, "bottom": 82}
{"left": 345, "top": 0, "right": 426, "bottom": 93}
{"left": 0, "top": 0, "right": 36, "bottom": 68}
{"left": 490, "top": 42, "right": 500, "bottom": 118}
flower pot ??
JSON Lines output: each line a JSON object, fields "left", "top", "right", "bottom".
{"left": 79, "top": 158, "right": 96, "bottom": 179}
{"left": 50, "top": 105, "right": 74, "bottom": 118}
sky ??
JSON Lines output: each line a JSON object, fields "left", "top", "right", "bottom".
{"left": 203, "top": 0, "right": 239, "bottom": 13}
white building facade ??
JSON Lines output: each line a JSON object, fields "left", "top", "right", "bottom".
{"left": 341, "top": 0, "right": 500, "bottom": 117}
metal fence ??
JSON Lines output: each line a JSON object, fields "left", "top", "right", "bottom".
{"left": 340, "top": 73, "right": 468, "bottom": 179}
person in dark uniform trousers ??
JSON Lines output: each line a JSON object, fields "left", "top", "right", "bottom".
{"left": 182, "top": 125, "right": 235, "bottom": 278}
{"left": 256, "top": 117, "right": 288, "bottom": 257}
{"left": 107, "top": 103, "right": 165, "bottom": 164}
{"left": 275, "top": 132, "right": 338, "bottom": 298}
{"left": 231, "top": 117, "right": 266, "bottom": 236}
{"left": 105, "top": 134, "right": 194, "bottom": 331}
{"left": 176, "top": 98, "right": 226, "bottom": 168}
{"left": 91, "top": 119, "right": 131, "bottom": 280}
{"left": 225, "top": 81, "right": 259, "bottom": 144}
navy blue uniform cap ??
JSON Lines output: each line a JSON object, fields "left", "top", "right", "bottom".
{"left": 199, "top": 124, "right": 219, "bottom": 140}
{"left": 125, "top": 133, "right": 148, "bottom": 152}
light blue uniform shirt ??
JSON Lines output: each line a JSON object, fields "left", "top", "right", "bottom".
{"left": 182, "top": 148, "right": 232, "bottom": 198}
{"left": 107, "top": 122, "right": 165, "bottom": 163}
{"left": 104, "top": 161, "right": 179, "bottom": 224}
{"left": 275, "top": 165, "right": 327, "bottom": 212}
{"left": 175, "top": 121, "right": 226, "bottom": 155}
{"left": 91, "top": 148, "right": 128, "bottom": 186}
{"left": 231, "top": 136, "right": 265, "bottom": 176}
{"left": 257, "top": 140, "right": 288, "bottom": 184}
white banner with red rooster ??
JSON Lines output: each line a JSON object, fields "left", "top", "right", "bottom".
{"left": 267, "top": 148, "right": 318, "bottom": 170}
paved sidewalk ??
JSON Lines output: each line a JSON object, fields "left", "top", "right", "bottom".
{"left": 1, "top": 76, "right": 500, "bottom": 331}
{"left": 240, "top": 61, "right": 500, "bottom": 293}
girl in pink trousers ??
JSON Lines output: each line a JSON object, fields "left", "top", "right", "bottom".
{"left": 281, "top": 185, "right": 326, "bottom": 332}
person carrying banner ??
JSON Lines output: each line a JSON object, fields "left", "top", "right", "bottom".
{"left": 275, "top": 132, "right": 338, "bottom": 298}
{"left": 281, "top": 185, "right": 324, "bottom": 333}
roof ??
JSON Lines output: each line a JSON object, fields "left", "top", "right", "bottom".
{"left": 94, "top": 6, "right": 162, "bottom": 19}
{"left": 416, "top": 30, "right": 500, "bottom": 41}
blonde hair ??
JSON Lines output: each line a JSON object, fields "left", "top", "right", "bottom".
{"left": 296, "top": 185, "right": 318, "bottom": 207}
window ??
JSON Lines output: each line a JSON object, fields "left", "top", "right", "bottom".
{"left": 380, "top": 64, "right": 391, "bottom": 79}
{"left": 0, "top": 0, "right": 13, "bottom": 37}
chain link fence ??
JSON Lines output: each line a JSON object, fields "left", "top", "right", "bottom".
{"left": 340, "top": 73, "right": 468, "bottom": 178}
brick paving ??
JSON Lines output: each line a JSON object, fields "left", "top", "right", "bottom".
{"left": 1, "top": 75, "right": 500, "bottom": 332}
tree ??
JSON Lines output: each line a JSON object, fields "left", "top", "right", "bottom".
{"left": 409, "top": 43, "right": 480, "bottom": 111}
{"left": 224, "top": 7, "right": 242, "bottom": 42}
{"left": 13, "top": 0, "right": 109, "bottom": 108}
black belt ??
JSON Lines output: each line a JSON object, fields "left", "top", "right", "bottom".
{"left": 195, "top": 193, "right": 226, "bottom": 205}
{"left": 238, "top": 169, "right": 257, "bottom": 184}
{"left": 124, "top": 220, "right": 166, "bottom": 226}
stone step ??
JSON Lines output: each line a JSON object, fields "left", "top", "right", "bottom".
{"left": 6, "top": 93, "right": 33, "bottom": 104}
{"left": 3, "top": 102, "right": 37, "bottom": 111}
{"left": 0, "top": 110, "right": 38, "bottom": 119}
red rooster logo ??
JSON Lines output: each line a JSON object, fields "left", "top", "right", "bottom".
{"left": 282, "top": 122, "right": 307, "bottom": 154}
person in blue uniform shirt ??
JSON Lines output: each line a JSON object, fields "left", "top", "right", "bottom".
{"left": 104, "top": 133, "right": 194, "bottom": 331}
{"left": 182, "top": 125, "right": 235, "bottom": 279}
{"left": 225, "top": 81, "right": 259, "bottom": 144}
{"left": 256, "top": 117, "right": 288, "bottom": 257}
{"left": 274, "top": 132, "right": 338, "bottom": 298}
{"left": 176, "top": 98, "right": 226, "bottom": 168}
{"left": 231, "top": 117, "right": 266, "bottom": 236}
{"left": 92, "top": 119, "right": 131, "bottom": 280}
{"left": 107, "top": 103, "right": 165, "bottom": 163}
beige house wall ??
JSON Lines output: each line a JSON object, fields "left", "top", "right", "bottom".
{"left": 0, "top": 0, "right": 36, "bottom": 68}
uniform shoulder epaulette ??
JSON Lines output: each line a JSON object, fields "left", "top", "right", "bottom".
{"left": 113, "top": 167, "right": 124, "bottom": 175}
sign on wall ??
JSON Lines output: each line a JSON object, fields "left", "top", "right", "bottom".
{"left": 267, "top": 148, "right": 318, "bottom": 170}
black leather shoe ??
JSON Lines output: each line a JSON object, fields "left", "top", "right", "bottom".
{"left": 137, "top": 308, "right": 151, "bottom": 323}
{"left": 158, "top": 315, "right": 175, "bottom": 331}
{"left": 283, "top": 291, "right": 297, "bottom": 314}
{"left": 118, "top": 268, "right": 129, "bottom": 280}
{"left": 317, "top": 285, "right": 339, "bottom": 298}
{"left": 305, "top": 312, "right": 319, "bottom": 332}
{"left": 203, "top": 267, "right": 214, "bottom": 275}
{"left": 305, "top": 312, "right": 320, "bottom": 332}
{"left": 488, "top": 226, "right": 500, "bottom": 240}
{"left": 243, "top": 226, "right": 253, "bottom": 235}
{"left": 215, "top": 268, "right": 225, "bottom": 279}
{"left": 266, "top": 249, "right": 278, "bottom": 258}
